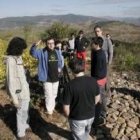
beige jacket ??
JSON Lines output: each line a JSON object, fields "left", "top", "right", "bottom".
{"left": 6, "top": 56, "right": 30, "bottom": 104}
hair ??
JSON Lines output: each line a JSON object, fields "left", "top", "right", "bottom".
{"left": 42, "top": 37, "right": 55, "bottom": 45}
{"left": 92, "top": 37, "right": 103, "bottom": 48}
{"left": 61, "top": 41, "right": 69, "bottom": 51}
{"left": 106, "top": 33, "right": 110, "bottom": 37}
{"left": 69, "top": 58, "right": 85, "bottom": 74}
{"left": 6, "top": 37, "right": 27, "bottom": 56}
{"left": 55, "top": 40, "right": 62, "bottom": 45}
{"left": 70, "top": 33, "right": 75, "bottom": 36}
{"left": 94, "top": 25, "right": 102, "bottom": 31}
{"left": 79, "top": 30, "right": 84, "bottom": 34}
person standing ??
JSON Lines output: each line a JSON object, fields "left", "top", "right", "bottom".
{"left": 94, "top": 25, "right": 113, "bottom": 97}
{"left": 6, "top": 37, "right": 30, "bottom": 140}
{"left": 91, "top": 37, "right": 107, "bottom": 125}
{"left": 30, "top": 38, "right": 64, "bottom": 115}
{"left": 62, "top": 58, "right": 100, "bottom": 140}
{"left": 74, "top": 30, "right": 90, "bottom": 63}
{"left": 68, "top": 33, "right": 75, "bottom": 51}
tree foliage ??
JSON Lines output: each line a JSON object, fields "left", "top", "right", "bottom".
{"left": 40, "top": 22, "right": 77, "bottom": 40}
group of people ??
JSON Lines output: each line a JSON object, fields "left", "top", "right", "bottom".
{"left": 5, "top": 25, "right": 113, "bottom": 140}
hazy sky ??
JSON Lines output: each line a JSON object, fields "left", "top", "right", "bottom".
{"left": 0, "top": 0, "right": 140, "bottom": 18}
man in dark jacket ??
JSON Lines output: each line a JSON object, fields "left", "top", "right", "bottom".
{"left": 74, "top": 30, "right": 90, "bottom": 63}
{"left": 91, "top": 37, "right": 107, "bottom": 125}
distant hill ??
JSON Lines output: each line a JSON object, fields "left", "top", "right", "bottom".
{"left": 0, "top": 14, "right": 139, "bottom": 29}
{"left": 0, "top": 14, "right": 104, "bottom": 29}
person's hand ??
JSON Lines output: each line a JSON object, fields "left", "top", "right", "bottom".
{"left": 14, "top": 102, "right": 20, "bottom": 109}
{"left": 58, "top": 68, "right": 61, "bottom": 73}
{"left": 36, "top": 40, "right": 42, "bottom": 46}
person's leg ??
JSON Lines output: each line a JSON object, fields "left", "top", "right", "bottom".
{"left": 81, "top": 51, "right": 86, "bottom": 61}
{"left": 52, "top": 81, "right": 59, "bottom": 111}
{"left": 92, "top": 86, "right": 106, "bottom": 127}
{"left": 81, "top": 51, "right": 86, "bottom": 69}
{"left": 85, "top": 118, "right": 94, "bottom": 138}
{"left": 100, "top": 85, "right": 107, "bottom": 118}
{"left": 43, "top": 82, "right": 53, "bottom": 114}
{"left": 69, "top": 119, "right": 88, "bottom": 140}
{"left": 17, "top": 99, "right": 30, "bottom": 137}
{"left": 106, "top": 65, "right": 111, "bottom": 97}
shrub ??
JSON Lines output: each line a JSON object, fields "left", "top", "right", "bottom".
{"left": 113, "top": 41, "right": 140, "bottom": 72}
{"left": 40, "top": 22, "right": 78, "bottom": 40}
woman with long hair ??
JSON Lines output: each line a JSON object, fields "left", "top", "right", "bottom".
{"left": 6, "top": 37, "right": 30, "bottom": 140}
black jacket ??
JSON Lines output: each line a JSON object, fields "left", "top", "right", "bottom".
{"left": 91, "top": 49, "right": 107, "bottom": 80}
{"left": 75, "top": 36, "right": 90, "bottom": 52}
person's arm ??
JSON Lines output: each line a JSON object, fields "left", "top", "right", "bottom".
{"left": 95, "top": 94, "right": 101, "bottom": 104}
{"left": 84, "top": 37, "right": 90, "bottom": 48}
{"left": 95, "top": 81, "right": 101, "bottom": 104}
{"left": 63, "top": 105, "right": 70, "bottom": 117}
{"left": 7, "top": 58, "right": 19, "bottom": 107}
{"left": 62, "top": 84, "right": 71, "bottom": 117}
{"left": 74, "top": 38, "right": 78, "bottom": 52}
{"left": 30, "top": 40, "right": 42, "bottom": 59}
{"left": 107, "top": 39, "right": 113, "bottom": 65}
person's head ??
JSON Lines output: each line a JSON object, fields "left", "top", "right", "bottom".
{"left": 55, "top": 40, "right": 62, "bottom": 50}
{"left": 78, "top": 30, "right": 84, "bottom": 38}
{"left": 6, "top": 37, "right": 27, "bottom": 56}
{"left": 62, "top": 41, "right": 69, "bottom": 51}
{"left": 70, "top": 33, "right": 75, "bottom": 39}
{"left": 106, "top": 33, "right": 111, "bottom": 39}
{"left": 69, "top": 58, "right": 85, "bottom": 75}
{"left": 46, "top": 37, "right": 55, "bottom": 50}
{"left": 91, "top": 37, "right": 103, "bottom": 50}
{"left": 94, "top": 25, "right": 103, "bottom": 37}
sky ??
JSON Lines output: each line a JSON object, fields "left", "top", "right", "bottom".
{"left": 0, "top": 0, "right": 140, "bottom": 18}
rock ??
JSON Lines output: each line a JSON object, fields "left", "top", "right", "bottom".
{"left": 123, "top": 95, "right": 133, "bottom": 100}
{"left": 117, "top": 117, "right": 125, "bottom": 124}
{"left": 111, "top": 128, "right": 118, "bottom": 138}
{"left": 112, "top": 114, "right": 118, "bottom": 121}
{"left": 127, "top": 121, "right": 137, "bottom": 129}
{"left": 111, "top": 103, "right": 119, "bottom": 109}
{"left": 124, "top": 102, "right": 129, "bottom": 107}
{"left": 107, "top": 116, "right": 116, "bottom": 123}
{"left": 130, "top": 131, "right": 137, "bottom": 140}
{"left": 122, "top": 113, "right": 132, "bottom": 120}
{"left": 136, "top": 128, "right": 140, "bottom": 138}
{"left": 106, "top": 123, "right": 115, "bottom": 129}
{"left": 114, "top": 111, "right": 119, "bottom": 116}
{"left": 125, "top": 127, "right": 133, "bottom": 135}
{"left": 119, "top": 128, "right": 125, "bottom": 135}
{"left": 121, "top": 123, "right": 126, "bottom": 128}
{"left": 131, "top": 117, "right": 139, "bottom": 125}
{"left": 121, "top": 135, "right": 129, "bottom": 140}
{"left": 116, "top": 128, "right": 125, "bottom": 139}
{"left": 107, "top": 108, "right": 115, "bottom": 114}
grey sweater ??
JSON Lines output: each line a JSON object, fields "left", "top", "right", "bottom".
{"left": 102, "top": 37, "right": 113, "bottom": 64}
{"left": 6, "top": 56, "right": 30, "bottom": 104}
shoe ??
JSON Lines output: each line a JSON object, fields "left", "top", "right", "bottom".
{"left": 26, "top": 127, "right": 32, "bottom": 133}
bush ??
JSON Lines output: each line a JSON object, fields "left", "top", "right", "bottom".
{"left": 0, "top": 39, "right": 7, "bottom": 82}
{"left": 40, "top": 22, "right": 78, "bottom": 40}
{"left": 113, "top": 41, "right": 140, "bottom": 72}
